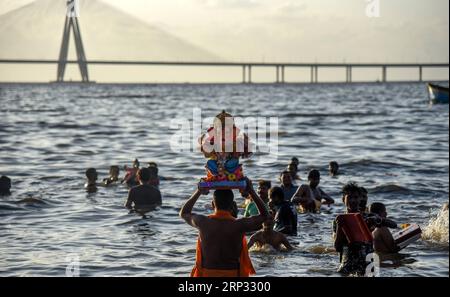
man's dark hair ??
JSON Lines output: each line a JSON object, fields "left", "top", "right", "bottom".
{"left": 213, "top": 190, "right": 235, "bottom": 210}
{"left": 258, "top": 180, "right": 272, "bottom": 189}
{"left": 0, "top": 176, "right": 11, "bottom": 192}
{"left": 330, "top": 161, "right": 339, "bottom": 168}
{"left": 270, "top": 186, "right": 285, "bottom": 201}
{"left": 147, "top": 166, "right": 159, "bottom": 178}
{"left": 138, "top": 168, "right": 151, "bottom": 182}
{"left": 291, "top": 157, "right": 299, "bottom": 165}
{"left": 369, "top": 202, "right": 386, "bottom": 215}
{"left": 308, "top": 169, "right": 320, "bottom": 180}
{"left": 85, "top": 168, "right": 97, "bottom": 179}
{"left": 342, "top": 182, "right": 361, "bottom": 196}
{"left": 360, "top": 187, "right": 368, "bottom": 195}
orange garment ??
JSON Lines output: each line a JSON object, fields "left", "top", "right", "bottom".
{"left": 191, "top": 210, "right": 256, "bottom": 277}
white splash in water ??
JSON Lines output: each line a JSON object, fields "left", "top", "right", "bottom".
{"left": 423, "top": 203, "right": 449, "bottom": 245}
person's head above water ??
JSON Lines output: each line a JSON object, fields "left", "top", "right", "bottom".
{"left": 133, "top": 159, "right": 140, "bottom": 168}
{"left": 109, "top": 166, "right": 120, "bottom": 178}
{"left": 329, "top": 161, "right": 339, "bottom": 176}
{"left": 257, "top": 180, "right": 272, "bottom": 202}
{"left": 269, "top": 186, "right": 285, "bottom": 206}
{"left": 85, "top": 168, "right": 98, "bottom": 182}
{"left": 137, "top": 168, "right": 152, "bottom": 184}
{"left": 0, "top": 176, "right": 11, "bottom": 194}
{"left": 369, "top": 202, "right": 387, "bottom": 218}
{"left": 308, "top": 169, "right": 321, "bottom": 188}
{"left": 147, "top": 164, "right": 159, "bottom": 178}
{"left": 291, "top": 157, "right": 299, "bottom": 166}
{"left": 147, "top": 162, "right": 158, "bottom": 168}
{"left": 280, "top": 171, "right": 293, "bottom": 187}
{"left": 342, "top": 182, "right": 361, "bottom": 213}
{"left": 146, "top": 167, "right": 158, "bottom": 179}
{"left": 212, "top": 189, "right": 235, "bottom": 212}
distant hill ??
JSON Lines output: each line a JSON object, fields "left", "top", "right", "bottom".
{"left": 0, "top": 0, "right": 221, "bottom": 61}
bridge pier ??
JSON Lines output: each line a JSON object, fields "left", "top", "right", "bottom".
{"left": 419, "top": 66, "right": 423, "bottom": 82}
{"left": 310, "top": 66, "right": 319, "bottom": 83}
{"left": 242, "top": 65, "right": 246, "bottom": 84}
{"left": 248, "top": 65, "right": 252, "bottom": 84}
{"left": 276, "top": 66, "right": 279, "bottom": 83}
{"left": 281, "top": 66, "right": 285, "bottom": 83}
{"left": 382, "top": 66, "right": 387, "bottom": 83}
{"left": 346, "top": 66, "right": 353, "bottom": 83}
{"left": 315, "top": 66, "right": 319, "bottom": 83}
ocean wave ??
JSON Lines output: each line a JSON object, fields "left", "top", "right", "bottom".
{"left": 342, "top": 159, "right": 411, "bottom": 169}
{"left": 369, "top": 184, "right": 412, "bottom": 194}
{"left": 78, "top": 94, "right": 157, "bottom": 99}
{"left": 422, "top": 203, "right": 449, "bottom": 245}
{"left": 284, "top": 112, "right": 388, "bottom": 118}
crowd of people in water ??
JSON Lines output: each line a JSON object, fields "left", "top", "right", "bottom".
{"left": 0, "top": 155, "right": 411, "bottom": 277}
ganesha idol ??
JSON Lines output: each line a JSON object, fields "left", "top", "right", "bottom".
{"left": 198, "top": 111, "right": 253, "bottom": 191}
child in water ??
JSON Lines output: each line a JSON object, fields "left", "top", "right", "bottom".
{"left": 123, "top": 159, "right": 140, "bottom": 187}
{"left": 248, "top": 218, "right": 294, "bottom": 252}
{"left": 103, "top": 166, "right": 120, "bottom": 186}
{"left": 333, "top": 182, "right": 373, "bottom": 276}
{"left": 370, "top": 202, "right": 400, "bottom": 254}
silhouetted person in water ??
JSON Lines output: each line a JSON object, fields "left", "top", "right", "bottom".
{"left": 248, "top": 218, "right": 294, "bottom": 252}
{"left": 0, "top": 176, "right": 11, "bottom": 196}
{"left": 370, "top": 202, "right": 400, "bottom": 254}
{"left": 125, "top": 168, "right": 162, "bottom": 216}
{"left": 292, "top": 169, "right": 334, "bottom": 213}
{"left": 103, "top": 166, "right": 120, "bottom": 186}
{"left": 329, "top": 161, "right": 339, "bottom": 177}
{"left": 85, "top": 168, "right": 98, "bottom": 193}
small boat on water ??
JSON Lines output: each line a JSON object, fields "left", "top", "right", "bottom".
{"left": 427, "top": 83, "right": 449, "bottom": 104}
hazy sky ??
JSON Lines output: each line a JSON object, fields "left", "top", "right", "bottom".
{"left": 0, "top": 0, "right": 448, "bottom": 62}
{"left": 0, "top": 0, "right": 448, "bottom": 82}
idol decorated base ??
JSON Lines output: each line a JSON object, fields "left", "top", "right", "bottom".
{"left": 393, "top": 223, "right": 422, "bottom": 250}
{"left": 199, "top": 180, "right": 247, "bottom": 190}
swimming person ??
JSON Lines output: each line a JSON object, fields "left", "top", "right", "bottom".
{"left": 269, "top": 186, "right": 298, "bottom": 236}
{"left": 85, "top": 168, "right": 99, "bottom": 193}
{"left": 369, "top": 202, "right": 400, "bottom": 254}
{"left": 291, "top": 169, "right": 334, "bottom": 213}
{"left": 247, "top": 218, "right": 294, "bottom": 252}
{"left": 103, "top": 165, "right": 120, "bottom": 186}
{"left": 329, "top": 161, "right": 339, "bottom": 177}
{"left": 180, "top": 177, "right": 269, "bottom": 277}
{"left": 0, "top": 175, "right": 11, "bottom": 196}
{"left": 244, "top": 180, "right": 271, "bottom": 217}
{"left": 125, "top": 168, "right": 162, "bottom": 215}
{"left": 146, "top": 164, "right": 160, "bottom": 188}
{"left": 280, "top": 171, "right": 298, "bottom": 201}
{"left": 333, "top": 182, "right": 374, "bottom": 276}
{"left": 122, "top": 158, "right": 140, "bottom": 187}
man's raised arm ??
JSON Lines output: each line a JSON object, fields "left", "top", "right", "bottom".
{"left": 180, "top": 188, "right": 207, "bottom": 228}
{"left": 238, "top": 178, "right": 270, "bottom": 232}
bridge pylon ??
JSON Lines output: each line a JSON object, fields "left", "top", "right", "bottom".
{"left": 56, "top": 0, "right": 89, "bottom": 82}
